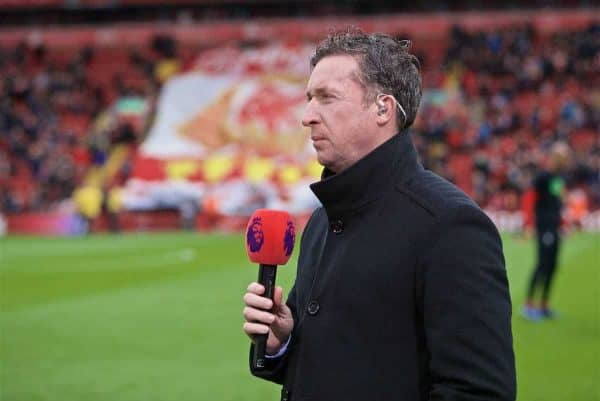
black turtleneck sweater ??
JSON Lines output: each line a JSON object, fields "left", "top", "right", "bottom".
{"left": 251, "top": 132, "right": 516, "bottom": 401}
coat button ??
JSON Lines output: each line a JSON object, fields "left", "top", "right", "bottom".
{"left": 307, "top": 300, "right": 320, "bottom": 315}
{"left": 330, "top": 219, "right": 344, "bottom": 234}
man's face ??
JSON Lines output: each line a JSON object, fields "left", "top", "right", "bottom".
{"left": 302, "top": 55, "right": 378, "bottom": 173}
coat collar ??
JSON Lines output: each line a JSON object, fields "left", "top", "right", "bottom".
{"left": 310, "top": 130, "right": 421, "bottom": 218}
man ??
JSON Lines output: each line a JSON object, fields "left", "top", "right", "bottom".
{"left": 522, "top": 143, "right": 569, "bottom": 321}
{"left": 242, "top": 31, "right": 516, "bottom": 401}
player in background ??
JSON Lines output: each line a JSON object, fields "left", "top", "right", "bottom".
{"left": 521, "top": 142, "right": 570, "bottom": 321}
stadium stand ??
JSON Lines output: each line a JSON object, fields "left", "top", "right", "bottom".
{"left": 0, "top": 9, "right": 598, "bottom": 233}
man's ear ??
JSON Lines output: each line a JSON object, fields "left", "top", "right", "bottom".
{"left": 375, "top": 95, "right": 395, "bottom": 125}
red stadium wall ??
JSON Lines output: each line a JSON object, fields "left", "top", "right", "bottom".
{"left": 4, "top": 211, "right": 179, "bottom": 235}
{"left": 6, "top": 209, "right": 600, "bottom": 235}
{"left": 0, "top": 10, "right": 596, "bottom": 49}
{"left": 5, "top": 210, "right": 314, "bottom": 235}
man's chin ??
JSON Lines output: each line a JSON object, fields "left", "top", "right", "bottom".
{"left": 315, "top": 154, "right": 330, "bottom": 169}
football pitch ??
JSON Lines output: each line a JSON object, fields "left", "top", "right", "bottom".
{"left": 1, "top": 231, "right": 598, "bottom": 401}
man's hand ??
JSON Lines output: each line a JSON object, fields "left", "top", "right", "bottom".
{"left": 243, "top": 283, "right": 294, "bottom": 355}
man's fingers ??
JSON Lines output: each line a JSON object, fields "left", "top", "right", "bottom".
{"left": 243, "top": 322, "right": 270, "bottom": 336}
{"left": 243, "top": 292, "right": 273, "bottom": 310}
{"left": 243, "top": 306, "right": 276, "bottom": 325}
{"left": 247, "top": 282, "right": 265, "bottom": 295}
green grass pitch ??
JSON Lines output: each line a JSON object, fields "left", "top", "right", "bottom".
{"left": 1, "top": 231, "right": 598, "bottom": 401}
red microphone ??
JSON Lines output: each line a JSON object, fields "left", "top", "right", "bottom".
{"left": 245, "top": 209, "right": 296, "bottom": 370}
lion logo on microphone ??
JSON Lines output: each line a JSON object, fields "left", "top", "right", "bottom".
{"left": 246, "top": 216, "right": 264, "bottom": 253}
{"left": 283, "top": 220, "right": 295, "bottom": 256}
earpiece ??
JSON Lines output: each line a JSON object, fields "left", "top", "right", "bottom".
{"left": 376, "top": 99, "right": 388, "bottom": 115}
{"left": 376, "top": 93, "right": 407, "bottom": 126}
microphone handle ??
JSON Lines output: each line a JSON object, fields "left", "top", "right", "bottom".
{"left": 253, "top": 263, "right": 277, "bottom": 370}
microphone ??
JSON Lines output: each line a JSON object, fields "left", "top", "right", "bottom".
{"left": 245, "top": 209, "right": 296, "bottom": 370}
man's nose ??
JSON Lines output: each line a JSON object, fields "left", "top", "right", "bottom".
{"left": 302, "top": 100, "right": 320, "bottom": 127}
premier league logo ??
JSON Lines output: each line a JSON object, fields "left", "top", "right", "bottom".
{"left": 246, "top": 216, "right": 264, "bottom": 253}
{"left": 283, "top": 220, "right": 295, "bottom": 257}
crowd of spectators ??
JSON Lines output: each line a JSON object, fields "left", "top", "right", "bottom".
{"left": 1, "top": 23, "right": 598, "bottom": 215}
{"left": 0, "top": 44, "right": 98, "bottom": 212}
{"left": 0, "top": 37, "right": 169, "bottom": 212}
{"left": 413, "top": 23, "right": 599, "bottom": 210}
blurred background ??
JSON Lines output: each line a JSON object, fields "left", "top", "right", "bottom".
{"left": 0, "top": 1, "right": 598, "bottom": 401}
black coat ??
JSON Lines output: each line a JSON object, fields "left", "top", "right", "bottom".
{"left": 250, "top": 132, "right": 516, "bottom": 401}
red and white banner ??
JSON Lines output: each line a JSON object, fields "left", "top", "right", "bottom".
{"left": 124, "top": 44, "right": 321, "bottom": 215}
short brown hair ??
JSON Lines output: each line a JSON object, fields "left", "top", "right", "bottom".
{"left": 311, "top": 29, "right": 422, "bottom": 131}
